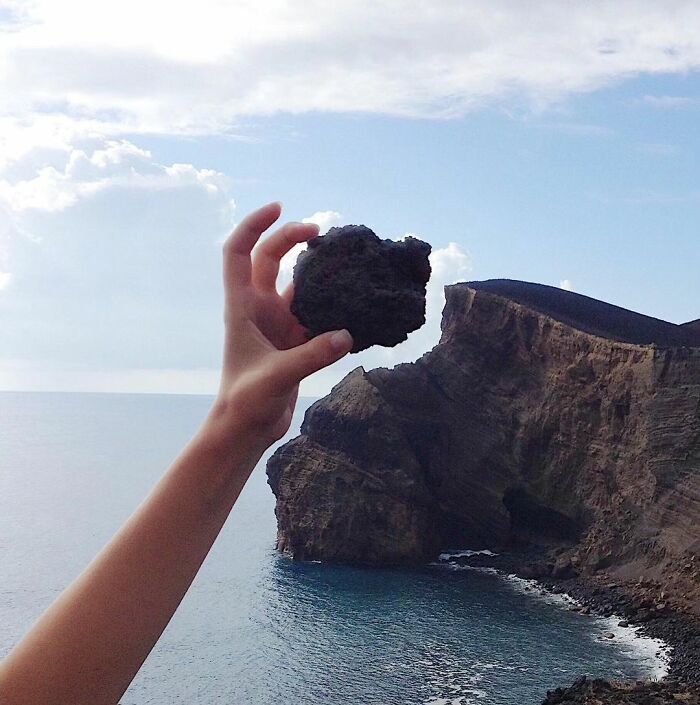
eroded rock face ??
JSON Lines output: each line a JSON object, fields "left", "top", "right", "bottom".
{"left": 267, "top": 281, "right": 700, "bottom": 606}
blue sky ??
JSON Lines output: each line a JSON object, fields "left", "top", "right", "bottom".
{"left": 1, "top": 2, "right": 699, "bottom": 395}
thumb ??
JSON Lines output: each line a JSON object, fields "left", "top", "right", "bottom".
{"left": 270, "top": 329, "right": 353, "bottom": 389}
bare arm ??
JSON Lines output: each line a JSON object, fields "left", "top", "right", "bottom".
{"left": 0, "top": 202, "right": 353, "bottom": 705}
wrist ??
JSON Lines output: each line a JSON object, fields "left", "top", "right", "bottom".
{"left": 182, "top": 413, "right": 265, "bottom": 504}
{"left": 200, "top": 396, "right": 270, "bottom": 458}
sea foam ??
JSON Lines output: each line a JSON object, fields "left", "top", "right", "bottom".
{"left": 436, "top": 554, "right": 671, "bottom": 681}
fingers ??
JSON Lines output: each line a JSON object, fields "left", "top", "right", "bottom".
{"left": 252, "top": 221, "right": 319, "bottom": 291}
{"left": 222, "top": 202, "right": 282, "bottom": 292}
{"left": 267, "top": 329, "right": 353, "bottom": 391}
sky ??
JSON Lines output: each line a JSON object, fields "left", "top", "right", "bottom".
{"left": 0, "top": 0, "right": 699, "bottom": 396}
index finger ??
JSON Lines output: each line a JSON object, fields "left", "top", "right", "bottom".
{"left": 222, "top": 202, "right": 282, "bottom": 292}
{"left": 252, "top": 221, "right": 319, "bottom": 291}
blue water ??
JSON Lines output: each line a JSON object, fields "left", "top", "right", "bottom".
{"left": 0, "top": 392, "right": 663, "bottom": 704}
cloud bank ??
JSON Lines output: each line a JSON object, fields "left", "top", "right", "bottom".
{"left": 0, "top": 139, "right": 233, "bottom": 213}
{"left": 2, "top": 1, "right": 700, "bottom": 140}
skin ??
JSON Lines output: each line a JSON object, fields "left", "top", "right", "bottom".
{"left": 0, "top": 202, "right": 353, "bottom": 705}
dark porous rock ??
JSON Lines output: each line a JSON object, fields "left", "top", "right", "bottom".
{"left": 290, "top": 225, "right": 431, "bottom": 353}
{"left": 542, "top": 675, "right": 700, "bottom": 704}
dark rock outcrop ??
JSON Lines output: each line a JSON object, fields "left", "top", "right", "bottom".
{"left": 268, "top": 280, "right": 700, "bottom": 616}
{"left": 542, "top": 675, "right": 699, "bottom": 704}
{"left": 290, "top": 225, "right": 431, "bottom": 353}
{"left": 684, "top": 318, "right": 700, "bottom": 334}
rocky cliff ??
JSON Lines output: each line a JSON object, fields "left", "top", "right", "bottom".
{"left": 267, "top": 280, "right": 700, "bottom": 612}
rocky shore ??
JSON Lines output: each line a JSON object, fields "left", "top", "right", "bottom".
{"left": 542, "top": 677, "right": 698, "bottom": 704}
{"left": 443, "top": 549, "right": 700, "bottom": 702}
{"left": 267, "top": 280, "right": 700, "bottom": 703}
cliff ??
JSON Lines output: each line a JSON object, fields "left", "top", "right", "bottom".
{"left": 267, "top": 280, "right": 700, "bottom": 612}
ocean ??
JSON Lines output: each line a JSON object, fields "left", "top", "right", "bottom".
{"left": 0, "top": 392, "right": 668, "bottom": 704}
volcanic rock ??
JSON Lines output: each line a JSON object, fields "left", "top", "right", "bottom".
{"left": 290, "top": 225, "right": 431, "bottom": 353}
{"left": 542, "top": 676, "right": 700, "bottom": 704}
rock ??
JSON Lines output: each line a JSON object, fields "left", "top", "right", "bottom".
{"left": 636, "top": 608, "right": 652, "bottom": 622}
{"left": 268, "top": 279, "right": 700, "bottom": 606}
{"left": 618, "top": 620, "right": 629, "bottom": 628}
{"left": 290, "top": 225, "right": 431, "bottom": 353}
{"left": 517, "top": 564, "right": 538, "bottom": 579}
{"left": 553, "top": 556, "right": 579, "bottom": 579}
{"left": 542, "top": 677, "right": 700, "bottom": 704}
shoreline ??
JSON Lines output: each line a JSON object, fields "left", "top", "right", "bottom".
{"left": 501, "top": 572, "right": 671, "bottom": 682}
{"left": 437, "top": 550, "right": 700, "bottom": 703}
{"left": 437, "top": 553, "right": 670, "bottom": 681}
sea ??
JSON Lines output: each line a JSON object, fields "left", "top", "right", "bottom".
{"left": 0, "top": 392, "right": 669, "bottom": 705}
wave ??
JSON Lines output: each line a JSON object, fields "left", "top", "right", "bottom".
{"left": 438, "top": 549, "right": 499, "bottom": 560}
{"left": 435, "top": 554, "right": 671, "bottom": 681}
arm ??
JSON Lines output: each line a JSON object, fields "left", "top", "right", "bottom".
{"left": 0, "top": 202, "right": 353, "bottom": 705}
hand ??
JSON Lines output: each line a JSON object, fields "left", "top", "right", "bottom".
{"left": 210, "top": 202, "right": 353, "bottom": 449}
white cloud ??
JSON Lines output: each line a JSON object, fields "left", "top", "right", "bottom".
{"left": 429, "top": 241, "right": 473, "bottom": 280}
{"left": 0, "top": 138, "right": 233, "bottom": 213}
{"left": 2, "top": 2, "right": 700, "bottom": 140}
{"left": 560, "top": 279, "right": 574, "bottom": 291}
{"left": 0, "top": 134, "right": 239, "bottom": 383}
{"left": 302, "top": 210, "right": 342, "bottom": 234}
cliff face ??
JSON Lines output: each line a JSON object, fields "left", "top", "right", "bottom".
{"left": 267, "top": 281, "right": 700, "bottom": 606}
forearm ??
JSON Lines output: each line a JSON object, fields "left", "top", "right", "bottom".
{"left": 0, "top": 408, "right": 262, "bottom": 705}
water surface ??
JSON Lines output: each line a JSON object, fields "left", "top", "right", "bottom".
{"left": 0, "top": 392, "right": 664, "bottom": 704}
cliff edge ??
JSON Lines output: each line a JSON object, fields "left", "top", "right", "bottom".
{"left": 267, "top": 280, "right": 700, "bottom": 615}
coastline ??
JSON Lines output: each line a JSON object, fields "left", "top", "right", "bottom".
{"left": 500, "top": 573, "right": 671, "bottom": 681}
{"left": 437, "top": 550, "right": 700, "bottom": 703}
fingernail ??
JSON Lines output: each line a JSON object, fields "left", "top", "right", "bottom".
{"left": 330, "top": 329, "right": 353, "bottom": 354}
